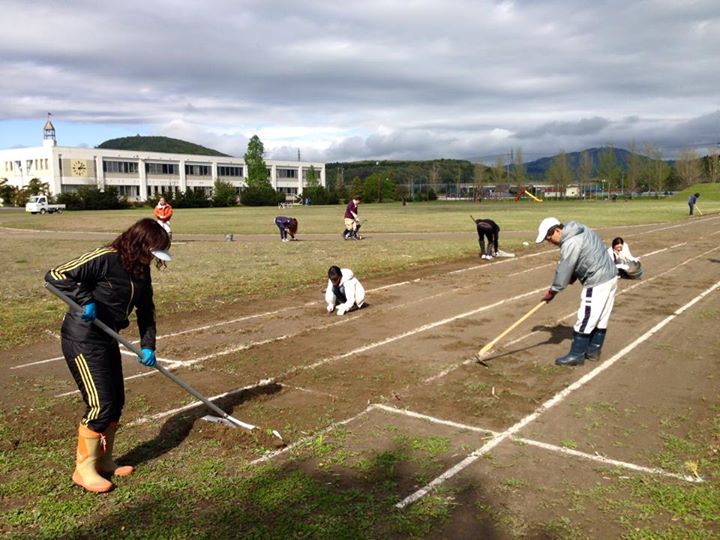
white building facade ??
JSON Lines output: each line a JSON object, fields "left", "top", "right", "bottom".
{"left": 0, "top": 118, "right": 326, "bottom": 202}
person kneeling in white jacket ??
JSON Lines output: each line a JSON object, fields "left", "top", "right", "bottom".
{"left": 325, "top": 265, "right": 365, "bottom": 316}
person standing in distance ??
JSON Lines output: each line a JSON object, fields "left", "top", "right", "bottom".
{"left": 535, "top": 217, "right": 618, "bottom": 366}
{"left": 45, "top": 218, "right": 171, "bottom": 493}
{"left": 688, "top": 192, "right": 700, "bottom": 215}
{"left": 343, "top": 196, "right": 362, "bottom": 240}
{"left": 325, "top": 265, "right": 365, "bottom": 315}
{"left": 154, "top": 196, "right": 173, "bottom": 237}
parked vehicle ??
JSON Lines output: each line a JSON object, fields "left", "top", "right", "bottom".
{"left": 25, "top": 195, "right": 66, "bottom": 214}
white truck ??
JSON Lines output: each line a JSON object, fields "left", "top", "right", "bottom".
{"left": 25, "top": 195, "right": 66, "bottom": 214}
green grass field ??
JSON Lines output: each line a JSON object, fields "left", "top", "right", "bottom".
{"left": 2, "top": 194, "right": 718, "bottom": 351}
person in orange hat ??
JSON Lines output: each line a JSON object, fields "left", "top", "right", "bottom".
{"left": 45, "top": 218, "right": 171, "bottom": 493}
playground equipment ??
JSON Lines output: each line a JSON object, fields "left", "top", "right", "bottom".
{"left": 514, "top": 186, "right": 543, "bottom": 202}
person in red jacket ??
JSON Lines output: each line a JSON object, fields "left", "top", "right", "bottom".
{"left": 154, "top": 196, "right": 173, "bottom": 236}
{"left": 45, "top": 218, "right": 171, "bottom": 493}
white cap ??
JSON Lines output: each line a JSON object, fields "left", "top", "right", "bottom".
{"left": 151, "top": 249, "right": 172, "bottom": 261}
{"left": 535, "top": 217, "right": 561, "bottom": 243}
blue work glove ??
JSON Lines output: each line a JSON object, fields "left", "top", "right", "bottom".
{"left": 79, "top": 302, "right": 97, "bottom": 322}
{"left": 137, "top": 348, "right": 156, "bottom": 368}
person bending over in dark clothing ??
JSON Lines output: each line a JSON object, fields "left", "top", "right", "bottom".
{"left": 274, "top": 216, "right": 298, "bottom": 241}
{"left": 474, "top": 217, "right": 500, "bottom": 260}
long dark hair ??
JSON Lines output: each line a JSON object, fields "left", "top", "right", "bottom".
{"left": 110, "top": 218, "right": 171, "bottom": 276}
{"left": 611, "top": 237, "right": 624, "bottom": 248}
{"left": 288, "top": 218, "right": 298, "bottom": 235}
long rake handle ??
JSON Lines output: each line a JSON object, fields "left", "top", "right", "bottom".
{"left": 478, "top": 300, "right": 546, "bottom": 357}
{"left": 45, "top": 282, "right": 257, "bottom": 431}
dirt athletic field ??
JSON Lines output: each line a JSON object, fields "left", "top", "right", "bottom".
{"left": 2, "top": 216, "right": 719, "bottom": 538}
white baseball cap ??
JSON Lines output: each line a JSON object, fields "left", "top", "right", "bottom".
{"left": 535, "top": 217, "right": 561, "bottom": 243}
{"left": 151, "top": 249, "right": 172, "bottom": 261}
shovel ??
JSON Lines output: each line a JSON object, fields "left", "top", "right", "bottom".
{"left": 45, "top": 282, "right": 283, "bottom": 441}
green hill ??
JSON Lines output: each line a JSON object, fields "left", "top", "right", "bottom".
{"left": 670, "top": 183, "right": 720, "bottom": 201}
{"left": 96, "top": 136, "right": 230, "bottom": 157}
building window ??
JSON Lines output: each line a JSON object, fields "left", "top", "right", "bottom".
{"left": 218, "top": 165, "right": 243, "bottom": 177}
{"left": 277, "top": 168, "right": 297, "bottom": 179}
{"left": 146, "top": 162, "right": 179, "bottom": 175}
{"left": 103, "top": 161, "right": 139, "bottom": 174}
{"left": 117, "top": 185, "right": 140, "bottom": 198}
{"left": 185, "top": 164, "right": 211, "bottom": 176}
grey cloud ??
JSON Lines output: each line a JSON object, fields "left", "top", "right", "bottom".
{"left": 0, "top": 0, "right": 718, "bottom": 160}
{"left": 516, "top": 117, "right": 611, "bottom": 139}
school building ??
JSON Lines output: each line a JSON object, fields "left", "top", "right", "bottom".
{"left": 0, "top": 116, "right": 326, "bottom": 202}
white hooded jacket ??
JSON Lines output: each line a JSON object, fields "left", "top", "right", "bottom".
{"left": 608, "top": 242, "right": 639, "bottom": 272}
{"left": 325, "top": 268, "right": 365, "bottom": 314}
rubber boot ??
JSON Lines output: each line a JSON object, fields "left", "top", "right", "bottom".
{"left": 555, "top": 332, "right": 591, "bottom": 366}
{"left": 72, "top": 424, "right": 113, "bottom": 493}
{"left": 96, "top": 422, "right": 134, "bottom": 477}
{"left": 585, "top": 328, "right": 607, "bottom": 361}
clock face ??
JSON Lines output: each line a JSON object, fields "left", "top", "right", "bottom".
{"left": 71, "top": 160, "right": 88, "bottom": 176}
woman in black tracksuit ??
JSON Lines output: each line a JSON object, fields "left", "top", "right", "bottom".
{"left": 45, "top": 218, "right": 171, "bottom": 493}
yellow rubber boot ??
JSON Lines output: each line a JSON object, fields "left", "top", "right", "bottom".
{"left": 96, "top": 422, "right": 134, "bottom": 477}
{"left": 72, "top": 424, "right": 113, "bottom": 493}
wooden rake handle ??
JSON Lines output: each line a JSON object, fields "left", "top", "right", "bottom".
{"left": 477, "top": 300, "right": 547, "bottom": 357}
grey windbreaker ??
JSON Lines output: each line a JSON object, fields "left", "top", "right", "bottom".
{"left": 550, "top": 221, "right": 617, "bottom": 293}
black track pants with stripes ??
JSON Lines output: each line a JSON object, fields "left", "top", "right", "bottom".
{"left": 62, "top": 338, "right": 125, "bottom": 433}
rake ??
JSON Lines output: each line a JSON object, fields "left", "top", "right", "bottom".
{"left": 476, "top": 300, "right": 546, "bottom": 359}
{"left": 45, "top": 282, "right": 283, "bottom": 441}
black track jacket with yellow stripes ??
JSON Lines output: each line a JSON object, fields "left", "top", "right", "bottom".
{"left": 45, "top": 248, "right": 157, "bottom": 348}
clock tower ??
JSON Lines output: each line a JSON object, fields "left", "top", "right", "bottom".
{"left": 43, "top": 113, "right": 57, "bottom": 147}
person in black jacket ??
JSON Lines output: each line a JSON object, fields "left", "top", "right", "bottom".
{"left": 45, "top": 218, "right": 171, "bottom": 493}
{"left": 473, "top": 217, "right": 500, "bottom": 259}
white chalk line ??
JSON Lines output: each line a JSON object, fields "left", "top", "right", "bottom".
{"left": 12, "top": 344, "right": 181, "bottom": 371}
{"left": 284, "top": 385, "right": 340, "bottom": 400}
{"left": 374, "top": 404, "right": 699, "bottom": 484}
{"left": 396, "top": 278, "right": 720, "bottom": 508}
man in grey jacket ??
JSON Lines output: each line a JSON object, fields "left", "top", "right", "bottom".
{"left": 535, "top": 217, "right": 618, "bottom": 366}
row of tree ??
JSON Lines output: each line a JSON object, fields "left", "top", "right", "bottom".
{"left": 328, "top": 145, "right": 720, "bottom": 199}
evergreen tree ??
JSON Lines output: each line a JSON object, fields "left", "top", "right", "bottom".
{"left": 244, "top": 135, "right": 270, "bottom": 189}
{"left": 213, "top": 179, "right": 239, "bottom": 207}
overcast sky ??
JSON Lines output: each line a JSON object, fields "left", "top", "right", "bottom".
{"left": 1, "top": 0, "right": 718, "bottom": 163}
